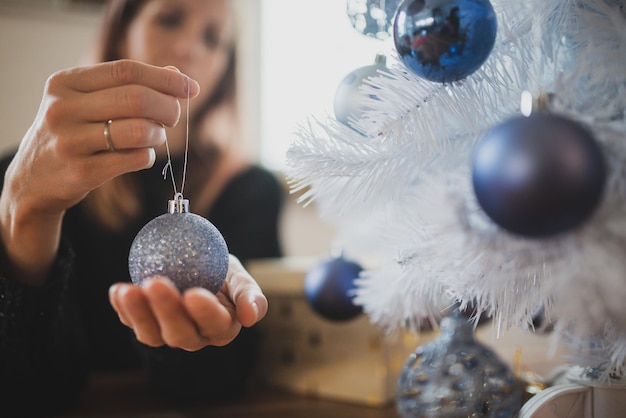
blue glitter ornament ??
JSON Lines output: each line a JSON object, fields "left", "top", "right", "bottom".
{"left": 304, "top": 256, "right": 364, "bottom": 322}
{"left": 346, "top": 0, "right": 402, "bottom": 40}
{"left": 396, "top": 312, "right": 524, "bottom": 417}
{"left": 128, "top": 194, "right": 229, "bottom": 294}
{"left": 472, "top": 112, "right": 606, "bottom": 238}
{"left": 393, "top": 0, "right": 497, "bottom": 83}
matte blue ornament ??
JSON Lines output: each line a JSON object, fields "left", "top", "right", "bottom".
{"left": 472, "top": 113, "right": 606, "bottom": 238}
{"left": 396, "top": 312, "right": 524, "bottom": 417}
{"left": 334, "top": 54, "right": 389, "bottom": 134}
{"left": 304, "top": 256, "right": 364, "bottom": 322}
{"left": 346, "top": 0, "right": 402, "bottom": 40}
{"left": 393, "top": 0, "right": 497, "bottom": 83}
{"left": 129, "top": 194, "right": 229, "bottom": 294}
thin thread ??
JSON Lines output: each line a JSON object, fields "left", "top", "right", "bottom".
{"left": 181, "top": 77, "right": 190, "bottom": 195}
{"left": 163, "top": 139, "right": 177, "bottom": 195}
{"left": 162, "top": 75, "right": 191, "bottom": 198}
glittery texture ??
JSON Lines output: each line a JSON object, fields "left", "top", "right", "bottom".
{"left": 396, "top": 314, "right": 523, "bottom": 417}
{"left": 128, "top": 212, "right": 229, "bottom": 293}
{"left": 346, "top": 0, "right": 401, "bottom": 40}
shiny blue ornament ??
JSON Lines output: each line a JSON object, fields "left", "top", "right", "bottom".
{"left": 129, "top": 195, "right": 229, "bottom": 294}
{"left": 304, "top": 256, "right": 364, "bottom": 322}
{"left": 393, "top": 0, "right": 497, "bottom": 83}
{"left": 472, "top": 113, "right": 606, "bottom": 238}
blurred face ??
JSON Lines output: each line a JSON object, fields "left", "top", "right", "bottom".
{"left": 121, "top": 0, "right": 234, "bottom": 109}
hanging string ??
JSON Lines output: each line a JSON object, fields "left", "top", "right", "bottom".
{"left": 162, "top": 138, "right": 177, "bottom": 195}
{"left": 162, "top": 75, "right": 191, "bottom": 198}
{"left": 181, "top": 76, "right": 190, "bottom": 195}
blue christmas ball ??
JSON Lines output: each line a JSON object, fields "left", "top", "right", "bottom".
{"left": 396, "top": 313, "right": 523, "bottom": 417}
{"left": 129, "top": 211, "right": 229, "bottom": 294}
{"left": 472, "top": 113, "right": 606, "bottom": 238}
{"left": 393, "top": 0, "right": 497, "bottom": 83}
{"left": 304, "top": 257, "right": 364, "bottom": 322}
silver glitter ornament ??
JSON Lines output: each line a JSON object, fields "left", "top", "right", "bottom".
{"left": 128, "top": 194, "right": 229, "bottom": 294}
{"left": 396, "top": 312, "right": 524, "bottom": 417}
{"left": 346, "top": 0, "right": 402, "bottom": 40}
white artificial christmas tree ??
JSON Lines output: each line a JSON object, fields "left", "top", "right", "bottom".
{"left": 286, "top": 0, "right": 626, "bottom": 416}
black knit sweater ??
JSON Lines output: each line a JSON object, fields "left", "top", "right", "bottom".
{"left": 0, "top": 153, "right": 283, "bottom": 416}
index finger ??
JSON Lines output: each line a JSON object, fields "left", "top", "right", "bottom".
{"left": 64, "top": 59, "right": 200, "bottom": 98}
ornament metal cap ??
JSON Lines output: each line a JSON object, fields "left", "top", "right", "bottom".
{"left": 373, "top": 53, "right": 387, "bottom": 66}
{"left": 520, "top": 90, "right": 553, "bottom": 117}
{"left": 168, "top": 193, "right": 189, "bottom": 214}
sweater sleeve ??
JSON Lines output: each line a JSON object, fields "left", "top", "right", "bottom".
{"left": 0, "top": 153, "right": 88, "bottom": 416}
{"left": 0, "top": 238, "right": 89, "bottom": 416}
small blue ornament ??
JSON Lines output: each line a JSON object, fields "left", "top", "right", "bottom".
{"left": 334, "top": 54, "right": 389, "bottom": 134}
{"left": 304, "top": 256, "right": 364, "bottom": 322}
{"left": 129, "top": 194, "right": 229, "bottom": 294}
{"left": 393, "top": 0, "right": 497, "bottom": 83}
{"left": 472, "top": 113, "right": 606, "bottom": 238}
{"left": 346, "top": 0, "right": 402, "bottom": 40}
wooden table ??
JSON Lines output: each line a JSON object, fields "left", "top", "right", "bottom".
{"left": 61, "top": 372, "right": 400, "bottom": 418}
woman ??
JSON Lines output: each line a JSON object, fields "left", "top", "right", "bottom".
{"left": 0, "top": 0, "right": 282, "bottom": 414}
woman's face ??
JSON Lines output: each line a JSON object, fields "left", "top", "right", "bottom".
{"left": 121, "top": 0, "right": 234, "bottom": 108}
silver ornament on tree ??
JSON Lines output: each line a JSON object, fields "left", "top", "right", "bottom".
{"left": 334, "top": 53, "right": 390, "bottom": 134}
{"left": 128, "top": 76, "right": 229, "bottom": 294}
{"left": 128, "top": 193, "right": 229, "bottom": 293}
{"left": 346, "top": 0, "right": 402, "bottom": 40}
{"left": 396, "top": 311, "right": 524, "bottom": 417}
